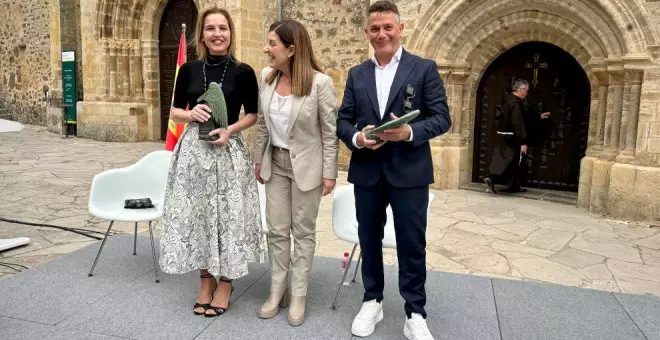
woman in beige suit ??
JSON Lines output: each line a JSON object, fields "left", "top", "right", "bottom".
{"left": 254, "top": 19, "right": 338, "bottom": 326}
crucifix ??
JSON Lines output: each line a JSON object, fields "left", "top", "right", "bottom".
{"left": 525, "top": 53, "right": 548, "bottom": 87}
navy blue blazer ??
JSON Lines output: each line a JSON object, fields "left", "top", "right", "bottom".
{"left": 336, "top": 49, "right": 452, "bottom": 188}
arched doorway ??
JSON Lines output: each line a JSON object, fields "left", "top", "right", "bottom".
{"left": 473, "top": 42, "right": 591, "bottom": 191}
{"left": 158, "top": 0, "right": 197, "bottom": 140}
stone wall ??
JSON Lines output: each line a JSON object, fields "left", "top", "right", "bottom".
{"left": 45, "top": 0, "right": 83, "bottom": 134}
{"left": 644, "top": 1, "right": 660, "bottom": 39}
{"left": 0, "top": 1, "right": 53, "bottom": 125}
{"left": 637, "top": 69, "right": 660, "bottom": 167}
{"left": 59, "top": 0, "right": 83, "bottom": 100}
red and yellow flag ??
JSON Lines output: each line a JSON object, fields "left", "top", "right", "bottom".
{"left": 164, "top": 30, "right": 188, "bottom": 151}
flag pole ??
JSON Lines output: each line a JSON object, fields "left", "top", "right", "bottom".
{"left": 164, "top": 23, "right": 189, "bottom": 151}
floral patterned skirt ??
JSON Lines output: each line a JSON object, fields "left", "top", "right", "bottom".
{"left": 159, "top": 123, "right": 265, "bottom": 278}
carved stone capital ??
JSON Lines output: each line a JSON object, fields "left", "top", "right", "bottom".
{"left": 447, "top": 70, "right": 470, "bottom": 85}
{"left": 608, "top": 69, "right": 625, "bottom": 85}
{"left": 592, "top": 70, "right": 609, "bottom": 85}
{"left": 605, "top": 58, "right": 625, "bottom": 85}
{"left": 131, "top": 39, "right": 142, "bottom": 52}
{"left": 624, "top": 69, "right": 644, "bottom": 85}
{"left": 648, "top": 44, "right": 660, "bottom": 59}
{"left": 107, "top": 39, "right": 120, "bottom": 50}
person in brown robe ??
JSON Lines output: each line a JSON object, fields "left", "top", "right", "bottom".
{"left": 485, "top": 79, "right": 529, "bottom": 194}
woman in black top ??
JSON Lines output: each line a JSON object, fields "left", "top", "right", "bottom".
{"left": 159, "top": 6, "right": 264, "bottom": 318}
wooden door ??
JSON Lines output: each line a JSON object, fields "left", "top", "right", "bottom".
{"left": 158, "top": 0, "right": 197, "bottom": 140}
{"left": 473, "top": 42, "right": 591, "bottom": 191}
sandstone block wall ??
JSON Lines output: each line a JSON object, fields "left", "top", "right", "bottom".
{"left": 0, "top": 1, "right": 53, "bottom": 125}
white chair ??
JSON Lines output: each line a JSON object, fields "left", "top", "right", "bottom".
{"left": 87, "top": 150, "right": 173, "bottom": 283}
{"left": 330, "top": 184, "right": 435, "bottom": 310}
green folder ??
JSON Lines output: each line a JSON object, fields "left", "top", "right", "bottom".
{"left": 365, "top": 109, "right": 421, "bottom": 139}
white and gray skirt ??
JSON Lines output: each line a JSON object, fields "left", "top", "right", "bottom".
{"left": 160, "top": 123, "right": 265, "bottom": 278}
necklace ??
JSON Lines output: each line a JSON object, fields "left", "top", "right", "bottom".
{"left": 202, "top": 58, "right": 229, "bottom": 90}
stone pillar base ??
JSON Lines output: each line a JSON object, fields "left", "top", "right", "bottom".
{"left": 430, "top": 144, "right": 470, "bottom": 189}
{"left": 609, "top": 163, "right": 660, "bottom": 222}
{"left": 579, "top": 155, "right": 660, "bottom": 222}
{"left": 77, "top": 101, "right": 151, "bottom": 142}
{"left": 46, "top": 106, "right": 64, "bottom": 135}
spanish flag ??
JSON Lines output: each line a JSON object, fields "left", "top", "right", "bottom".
{"left": 164, "top": 30, "right": 188, "bottom": 151}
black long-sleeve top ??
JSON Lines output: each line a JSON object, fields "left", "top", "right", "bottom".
{"left": 172, "top": 55, "right": 259, "bottom": 124}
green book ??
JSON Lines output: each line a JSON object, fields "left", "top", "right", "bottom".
{"left": 365, "top": 109, "right": 421, "bottom": 140}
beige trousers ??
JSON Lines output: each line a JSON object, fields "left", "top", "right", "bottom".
{"left": 265, "top": 147, "right": 323, "bottom": 296}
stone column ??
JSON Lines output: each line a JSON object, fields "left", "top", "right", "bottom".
{"left": 603, "top": 67, "right": 624, "bottom": 157}
{"left": 128, "top": 40, "right": 136, "bottom": 99}
{"left": 447, "top": 67, "right": 470, "bottom": 144}
{"left": 100, "top": 39, "right": 109, "bottom": 99}
{"left": 619, "top": 70, "right": 643, "bottom": 159}
{"left": 446, "top": 68, "right": 470, "bottom": 145}
{"left": 587, "top": 82, "right": 599, "bottom": 149}
{"left": 592, "top": 70, "right": 609, "bottom": 151}
{"left": 108, "top": 39, "right": 118, "bottom": 101}
{"left": 120, "top": 40, "right": 131, "bottom": 101}
{"left": 131, "top": 40, "right": 144, "bottom": 100}
{"left": 619, "top": 82, "right": 631, "bottom": 150}
{"left": 141, "top": 39, "right": 159, "bottom": 101}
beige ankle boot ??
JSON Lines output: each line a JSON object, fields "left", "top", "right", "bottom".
{"left": 258, "top": 290, "right": 289, "bottom": 319}
{"left": 287, "top": 296, "right": 306, "bottom": 326}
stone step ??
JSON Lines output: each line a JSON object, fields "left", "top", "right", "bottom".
{"left": 461, "top": 182, "right": 578, "bottom": 206}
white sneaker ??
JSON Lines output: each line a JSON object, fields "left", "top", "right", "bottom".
{"left": 403, "top": 313, "right": 435, "bottom": 340}
{"left": 351, "top": 300, "right": 384, "bottom": 337}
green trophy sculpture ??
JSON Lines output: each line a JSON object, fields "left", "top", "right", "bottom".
{"left": 197, "top": 82, "right": 228, "bottom": 141}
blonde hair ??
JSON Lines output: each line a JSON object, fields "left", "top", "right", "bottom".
{"left": 194, "top": 6, "right": 238, "bottom": 61}
{"left": 266, "top": 20, "right": 323, "bottom": 96}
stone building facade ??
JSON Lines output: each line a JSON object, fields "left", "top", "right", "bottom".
{"left": 2, "top": 0, "right": 660, "bottom": 222}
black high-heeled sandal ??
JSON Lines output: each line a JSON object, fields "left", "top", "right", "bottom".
{"left": 193, "top": 273, "right": 216, "bottom": 315}
{"left": 204, "top": 277, "right": 234, "bottom": 317}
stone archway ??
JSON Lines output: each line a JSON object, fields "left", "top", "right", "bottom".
{"left": 92, "top": 0, "right": 201, "bottom": 140}
{"left": 80, "top": 0, "right": 265, "bottom": 142}
{"left": 473, "top": 41, "right": 591, "bottom": 191}
{"left": 403, "top": 0, "right": 656, "bottom": 218}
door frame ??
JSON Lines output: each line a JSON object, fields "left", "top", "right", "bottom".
{"left": 472, "top": 41, "right": 591, "bottom": 191}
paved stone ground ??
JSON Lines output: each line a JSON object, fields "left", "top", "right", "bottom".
{"left": 1, "top": 123, "right": 659, "bottom": 297}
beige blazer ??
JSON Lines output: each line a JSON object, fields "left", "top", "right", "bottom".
{"left": 254, "top": 67, "right": 338, "bottom": 192}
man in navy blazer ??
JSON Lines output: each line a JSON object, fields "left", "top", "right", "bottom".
{"left": 336, "top": 2, "right": 451, "bottom": 339}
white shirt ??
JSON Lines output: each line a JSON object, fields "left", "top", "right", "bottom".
{"left": 268, "top": 92, "right": 293, "bottom": 149}
{"left": 375, "top": 47, "right": 402, "bottom": 118}
{"left": 352, "top": 46, "right": 413, "bottom": 148}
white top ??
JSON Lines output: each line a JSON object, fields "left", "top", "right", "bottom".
{"left": 373, "top": 46, "right": 403, "bottom": 119}
{"left": 352, "top": 46, "right": 413, "bottom": 148}
{"left": 268, "top": 92, "right": 293, "bottom": 149}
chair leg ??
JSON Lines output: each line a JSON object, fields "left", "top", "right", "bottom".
{"left": 330, "top": 244, "right": 357, "bottom": 310}
{"left": 351, "top": 251, "right": 362, "bottom": 283}
{"left": 133, "top": 222, "right": 138, "bottom": 255}
{"left": 88, "top": 221, "right": 115, "bottom": 277}
{"left": 148, "top": 221, "right": 160, "bottom": 283}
